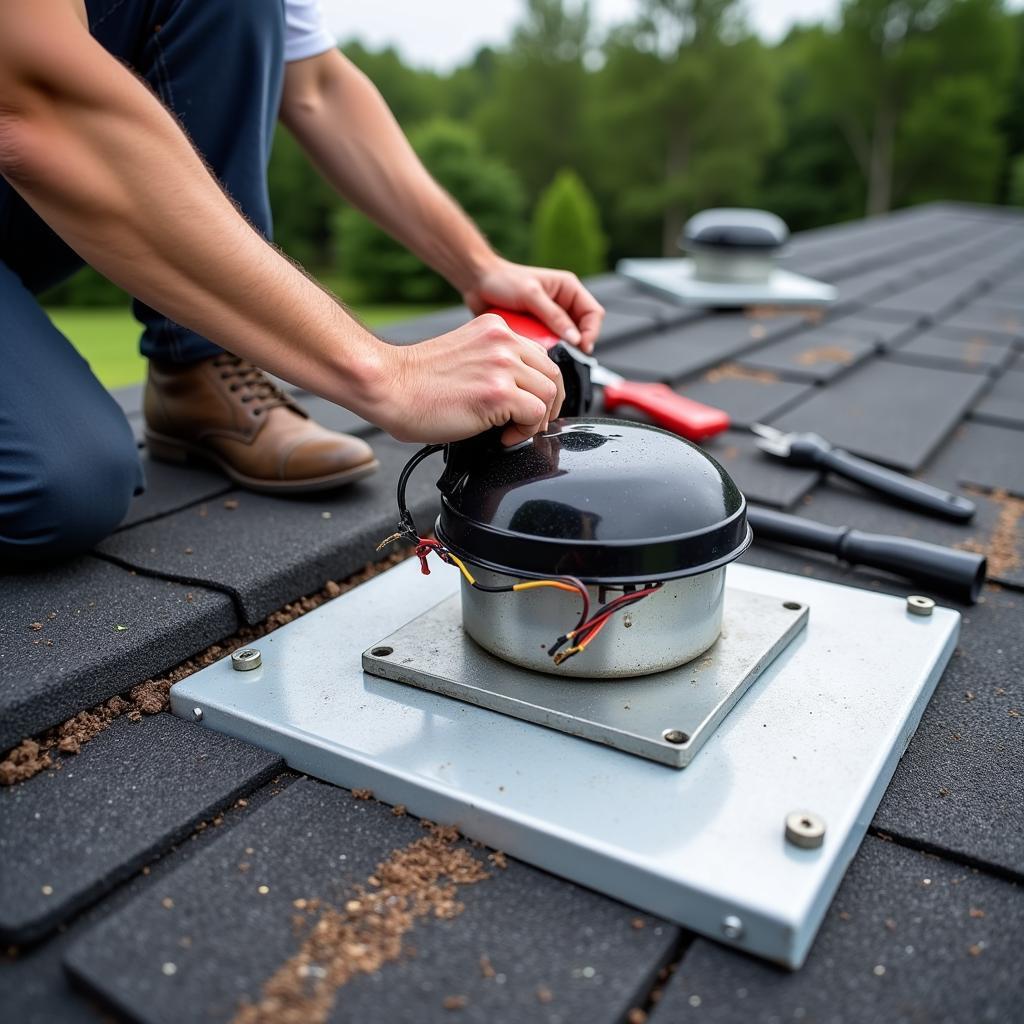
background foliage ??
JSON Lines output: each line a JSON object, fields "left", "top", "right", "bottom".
{"left": 336, "top": 119, "right": 528, "bottom": 302}
{"left": 46, "top": 0, "right": 1022, "bottom": 311}
{"left": 303, "top": 0, "right": 1022, "bottom": 300}
{"left": 531, "top": 169, "right": 608, "bottom": 276}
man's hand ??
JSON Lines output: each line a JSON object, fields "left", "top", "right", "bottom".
{"left": 462, "top": 258, "right": 605, "bottom": 354}
{"left": 368, "top": 314, "right": 566, "bottom": 447}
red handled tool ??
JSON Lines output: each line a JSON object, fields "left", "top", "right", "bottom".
{"left": 487, "top": 309, "right": 730, "bottom": 441}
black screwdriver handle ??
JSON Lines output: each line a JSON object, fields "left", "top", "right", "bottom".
{"left": 819, "top": 448, "right": 976, "bottom": 522}
{"left": 746, "top": 505, "right": 987, "bottom": 604}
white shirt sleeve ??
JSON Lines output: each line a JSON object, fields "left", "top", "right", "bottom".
{"left": 284, "top": 0, "right": 336, "bottom": 63}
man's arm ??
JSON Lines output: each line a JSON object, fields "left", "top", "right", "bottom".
{"left": 280, "top": 49, "right": 605, "bottom": 352}
{"left": 0, "top": 1, "right": 563, "bottom": 445}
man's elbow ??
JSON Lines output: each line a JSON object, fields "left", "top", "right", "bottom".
{"left": 0, "top": 44, "right": 68, "bottom": 182}
{"left": 0, "top": 110, "right": 33, "bottom": 183}
{"left": 280, "top": 50, "right": 353, "bottom": 124}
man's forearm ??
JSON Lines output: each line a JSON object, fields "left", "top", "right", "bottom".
{"left": 281, "top": 51, "right": 498, "bottom": 293}
{"left": 0, "top": 4, "right": 386, "bottom": 413}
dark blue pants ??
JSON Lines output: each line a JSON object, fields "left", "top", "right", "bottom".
{"left": 0, "top": 0, "right": 285, "bottom": 564}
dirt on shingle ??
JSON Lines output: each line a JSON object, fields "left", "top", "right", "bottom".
{"left": 796, "top": 344, "right": 855, "bottom": 366}
{"left": 233, "top": 822, "right": 490, "bottom": 1024}
{"left": 0, "top": 551, "right": 410, "bottom": 787}
{"left": 746, "top": 305, "right": 824, "bottom": 324}
{"left": 964, "top": 337, "right": 989, "bottom": 367}
{"left": 703, "top": 363, "right": 779, "bottom": 384}
{"left": 0, "top": 739, "right": 52, "bottom": 785}
{"left": 956, "top": 488, "right": 1023, "bottom": 579}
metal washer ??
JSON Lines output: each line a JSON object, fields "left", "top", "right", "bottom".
{"left": 231, "top": 648, "right": 262, "bottom": 671}
{"left": 785, "top": 811, "right": 826, "bottom": 849}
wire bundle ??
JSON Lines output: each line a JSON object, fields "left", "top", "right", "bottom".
{"left": 380, "top": 443, "right": 662, "bottom": 667}
{"left": 548, "top": 583, "right": 663, "bottom": 665}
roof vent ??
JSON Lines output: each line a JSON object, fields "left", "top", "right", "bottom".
{"left": 616, "top": 206, "right": 836, "bottom": 308}
{"left": 682, "top": 208, "right": 789, "bottom": 284}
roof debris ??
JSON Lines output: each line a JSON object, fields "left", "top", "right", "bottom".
{"left": 796, "top": 344, "right": 855, "bottom": 366}
{"left": 703, "top": 363, "right": 779, "bottom": 384}
{"left": 233, "top": 823, "right": 489, "bottom": 1024}
{"left": 0, "top": 551, "right": 411, "bottom": 786}
{"left": 957, "top": 489, "right": 1023, "bottom": 578}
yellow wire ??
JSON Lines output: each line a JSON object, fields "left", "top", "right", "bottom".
{"left": 553, "top": 644, "right": 584, "bottom": 665}
{"left": 433, "top": 548, "right": 581, "bottom": 605}
{"left": 444, "top": 551, "right": 477, "bottom": 586}
{"left": 512, "top": 580, "right": 581, "bottom": 596}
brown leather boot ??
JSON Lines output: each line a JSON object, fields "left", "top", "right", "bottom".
{"left": 144, "top": 355, "right": 379, "bottom": 494}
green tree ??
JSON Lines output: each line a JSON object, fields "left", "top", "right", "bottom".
{"left": 1008, "top": 154, "right": 1024, "bottom": 207}
{"left": 269, "top": 41, "right": 457, "bottom": 272}
{"left": 267, "top": 128, "right": 336, "bottom": 268}
{"left": 899, "top": 76, "right": 1007, "bottom": 204}
{"left": 476, "top": 0, "right": 595, "bottom": 201}
{"left": 757, "top": 26, "right": 864, "bottom": 231}
{"left": 996, "top": 10, "right": 1024, "bottom": 201}
{"left": 806, "top": 0, "right": 1013, "bottom": 215}
{"left": 591, "top": 0, "right": 781, "bottom": 256}
{"left": 335, "top": 120, "right": 527, "bottom": 302}
{"left": 531, "top": 169, "right": 607, "bottom": 274}
{"left": 444, "top": 47, "right": 499, "bottom": 122}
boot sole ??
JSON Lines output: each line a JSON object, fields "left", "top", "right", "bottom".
{"left": 144, "top": 430, "right": 380, "bottom": 495}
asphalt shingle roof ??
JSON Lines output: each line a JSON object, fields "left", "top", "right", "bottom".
{"left": 1, "top": 201, "right": 1022, "bottom": 1023}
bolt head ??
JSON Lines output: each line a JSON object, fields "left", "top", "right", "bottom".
{"left": 721, "top": 915, "right": 744, "bottom": 940}
{"left": 785, "top": 810, "right": 826, "bottom": 849}
{"left": 192, "top": 707, "right": 203, "bottom": 722}
{"left": 662, "top": 729, "right": 689, "bottom": 745}
{"left": 906, "top": 595, "right": 935, "bottom": 617}
{"left": 231, "top": 648, "right": 262, "bottom": 671}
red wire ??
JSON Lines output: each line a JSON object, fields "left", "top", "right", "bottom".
{"left": 578, "top": 586, "right": 660, "bottom": 628}
{"left": 567, "top": 585, "right": 662, "bottom": 650}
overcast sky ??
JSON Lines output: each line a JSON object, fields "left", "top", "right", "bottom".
{"left": 319, "top": 0, "right": 842, "bottom": 69}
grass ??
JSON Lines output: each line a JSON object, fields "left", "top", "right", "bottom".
{"left": 46, "top": 299, "right": 446, "bottom": 390}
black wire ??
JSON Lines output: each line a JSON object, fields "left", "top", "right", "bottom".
{"left": 396, "top": 443, "right": 444, "bottom": 539}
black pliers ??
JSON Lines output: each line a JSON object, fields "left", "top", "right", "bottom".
{"left": 751, "top": 424, "right": 976, "bottom": 522}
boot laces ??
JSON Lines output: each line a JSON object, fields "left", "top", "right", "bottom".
{"left": 212, "top": 355, "right": 293, "bottom": 417}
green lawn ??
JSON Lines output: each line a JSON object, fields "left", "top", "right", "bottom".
{"left": 46, "top": 301, "right": 446, "bottom": 390}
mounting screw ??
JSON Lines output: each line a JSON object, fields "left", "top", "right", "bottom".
{"left": 232, "top": 647, "right": 262, "bottom": 671}
{"left": 906, "top": 595, "right": 934, "bottom": 617}
{"left": 662, "top": 729, "right": 689, "bottom": 745}
{"left": 192, "top": 707, "right": 203, "bottom": 722}
{"left": 721, "top": 915, "right": 744, "bottom": 940}
{"left": 785, "top": 811, "right": 826, "bottom": 849}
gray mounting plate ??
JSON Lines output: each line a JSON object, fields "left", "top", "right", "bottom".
{"left": 171, "top": 561, "right": 958, "bottom": 969}
{"left": 617, "top": 257, "right": 837, "bottom": 307}
{"left": 362, "top": 590, "right": 808, "bottom": 768}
